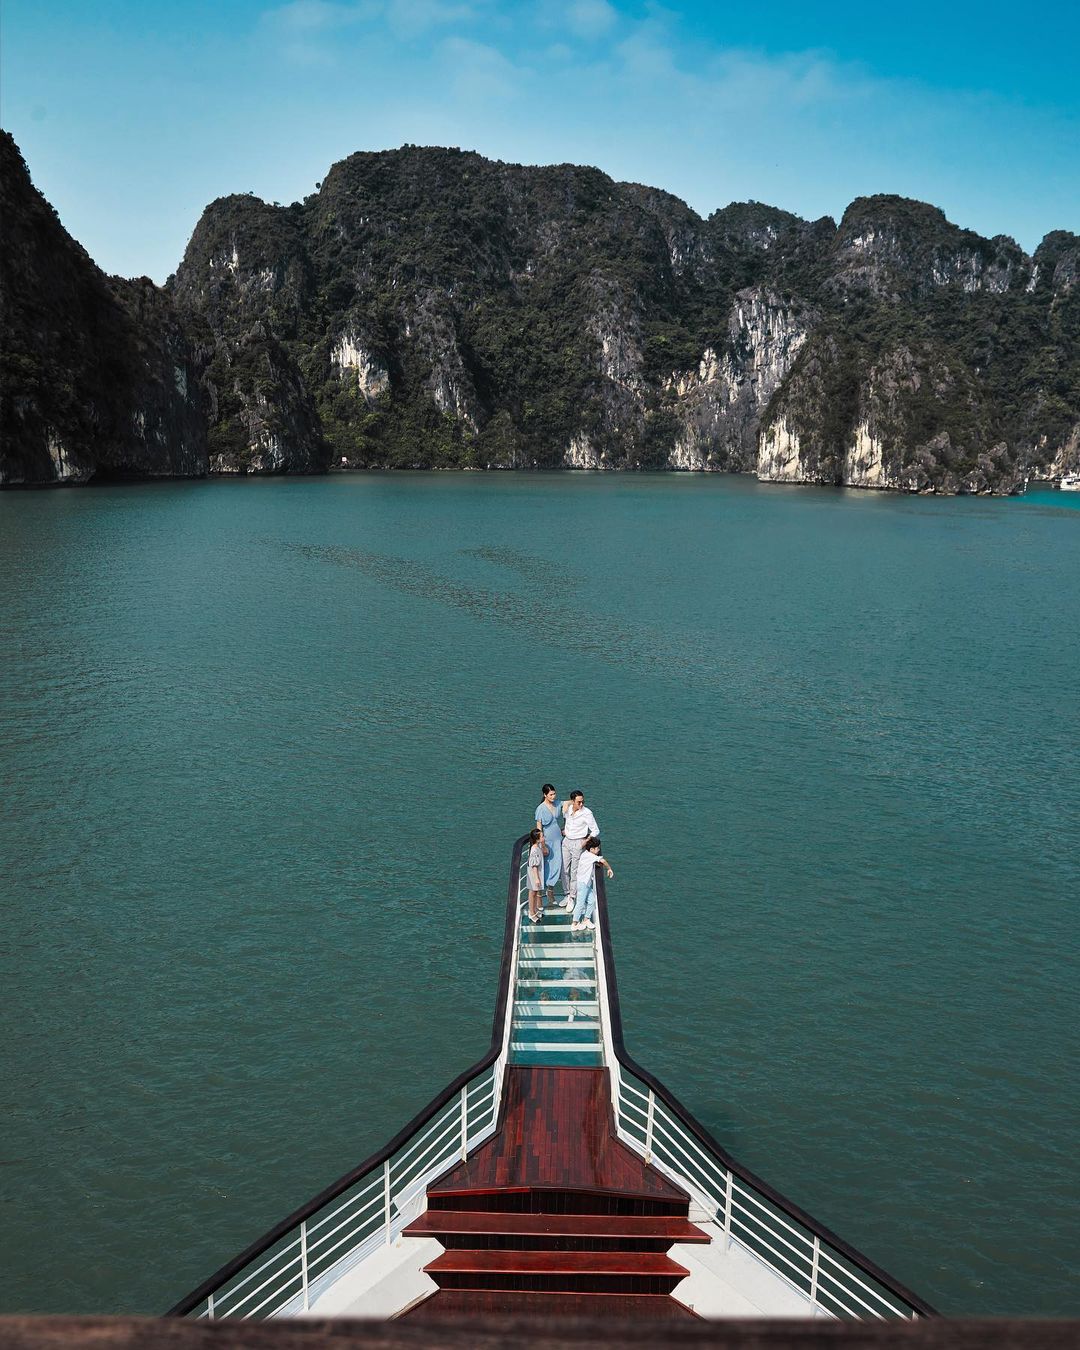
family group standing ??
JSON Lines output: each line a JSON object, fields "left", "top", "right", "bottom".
{"left": 527, "top": 784, "right": 614, "bottom": 933}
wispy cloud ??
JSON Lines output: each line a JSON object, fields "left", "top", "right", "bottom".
{"left": 385, "top": 0, "right": 477, "bottom": 39}
{"left": 263, "top": 0, "right": 479, "bottom": 62}
{"left": 268, "top": 0, "right": 376, "bottom": 33}
{"left": 607, "top": 12, "right": 869, "bottom": 115}
{"left": 563, "top": 0, "right": 617, "bottom": 39}
{"left": 262, "top": 0, "right": 375, "bottom": 63}
{"left": 535, "top": 0, "right": 618, "bottom": 43}
{"left": 441, "top": 36, "right": 524, "bottom": 101}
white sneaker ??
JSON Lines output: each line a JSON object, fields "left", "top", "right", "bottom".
{"left": 584, "top": 919, "right": 595, "bottom": 930}
{"left": 570, "top": 921, "right": 580, "bottom": 932}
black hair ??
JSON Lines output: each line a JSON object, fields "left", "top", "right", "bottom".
{"left": 541, "top": 783, "right": 555, "bottom": 795}
{"left": 570, "top": 789, "right": 584, "bottom": 802}
{"left": 584, "top": 835, "right": 601, "bottom": 851}
{"left": 529, "top": 826, "right": 542, "bottom": 843}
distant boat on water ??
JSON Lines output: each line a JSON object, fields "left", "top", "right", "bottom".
{"left": 1060, "top": 473, "right": 1080, "bottom": 492}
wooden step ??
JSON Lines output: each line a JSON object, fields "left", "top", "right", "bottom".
{"left": 425, "top": 1247, "right": 689, "bottom": 1294}
{"left": 404, "top": 1209, "right": 709, "bottom": 1245}
{"left": 427, "top": 1187, "right": 686, "bottom": 1217}
{"left": 403, "top": 1290, "right": 701, "bottom": 1319}
{"left": 427, "top": 1249, "right": 689, "bottom": 1277}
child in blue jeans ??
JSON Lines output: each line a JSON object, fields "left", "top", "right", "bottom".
{"left": 571, "top": 836, "right": 614, "bottom": 932}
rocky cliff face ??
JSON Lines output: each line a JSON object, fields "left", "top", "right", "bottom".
{"left": 664, "top": 288, "right": 813, "bottom": 471}
{"left": 828, "top": 196, "right": 1029, "bottom": 300}
{"left": 758, "top": 337, "right": 1021, "bottom": 495}
{"left": 0, "top": 133, "right": 206, "bottom": 485}
{"left": 752, "top": 199, "right": 1080, "bottom": 492}
{"left": 3, "top": 136, "right": 1078, "bottom": 492}
{"left": 167, "top": 195, "right": 326, "bottom": 474}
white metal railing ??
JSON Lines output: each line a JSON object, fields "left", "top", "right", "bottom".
{"left": 177, "top": 844, "right": 531, "bottom": 1321}
{"left": 189, "top": 1065, "right": 504, "bottom": 1320}
{"left": 611, "top": 1072, "right": 921, "bottom": 1318}
{"left": 592, "top": 899, "right": 926, "bottom": 1321}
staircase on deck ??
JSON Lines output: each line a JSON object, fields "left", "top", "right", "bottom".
{"left": 403, "top": 898, "right": 706, "bottom": 1319}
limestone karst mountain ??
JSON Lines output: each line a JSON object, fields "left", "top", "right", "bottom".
{"left": 2, "top": 132, "right": 1078, "bottom": 491}
{"left": 0, "top": 133, "right": 206, "bottom": 485}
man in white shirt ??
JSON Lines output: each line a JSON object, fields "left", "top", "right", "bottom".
{"left": 560, "top": 790, "right": 600, "bottom": 911}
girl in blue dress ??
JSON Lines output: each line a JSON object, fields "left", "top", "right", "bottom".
{"left": 534, "top": 784, "right": 564, "bottom": 910}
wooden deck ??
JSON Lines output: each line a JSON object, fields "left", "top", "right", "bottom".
{"left": 428, "top": 1066, "right": 688, "bottom": 1210}
{"left": 405, "top": 1066, "right": 698, "bottom": 1316}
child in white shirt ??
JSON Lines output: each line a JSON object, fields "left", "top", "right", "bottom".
{"left": 571, "top": 836, "right": 614, "bottom": 932}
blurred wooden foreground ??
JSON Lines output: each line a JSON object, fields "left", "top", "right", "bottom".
{"left": 1, "top": 1319, "right": 1077, "bottom": 1349}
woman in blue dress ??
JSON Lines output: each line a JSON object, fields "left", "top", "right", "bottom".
{"left": 534, "top": 783, "right": 564, "bottom": 911}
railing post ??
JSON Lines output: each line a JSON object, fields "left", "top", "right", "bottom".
{"left": 723, "top": 1168, "right": 734, "bottom": 1243}
{"left": 460, "top": 1086, "right": 469, "bottom": 1160}
{"left": 644, "top": 1090, "right": 655, "bottom": 1163}
{"left": 810, "top": 1235, "right": 821, "bottom": 1308}
{"left": 206, "top": 1293, "right": 215, "bottom": 1321}
{"left": 383, "top": 1159, "right": 392, "bottom": 1246}
{"left": 300, "top": 1221, "right": 310, "bottom": 1312}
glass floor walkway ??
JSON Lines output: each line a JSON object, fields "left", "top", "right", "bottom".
{"left": 509, "top": 901, "right": 603, "bottom": 1067}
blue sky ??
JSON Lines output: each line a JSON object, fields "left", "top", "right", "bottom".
{"left": 3, "top": 0, "right": 1078, "bottom": 282}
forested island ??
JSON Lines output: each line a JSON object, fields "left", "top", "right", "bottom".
{"left": 2, "top": 130, "right": 1077, "bottom": 493}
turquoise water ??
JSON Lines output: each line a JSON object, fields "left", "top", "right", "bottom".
{"left": 1, "top": 474, "right": 1077, "bottom": 1316}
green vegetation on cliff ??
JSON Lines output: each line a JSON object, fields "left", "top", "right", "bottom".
{"left": 2, "top": 135, "right": 1077, "bottom": 490}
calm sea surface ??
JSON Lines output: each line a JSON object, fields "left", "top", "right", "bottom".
{"left": 1, "top": 474, "right": 1078, "bottom": 1316}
